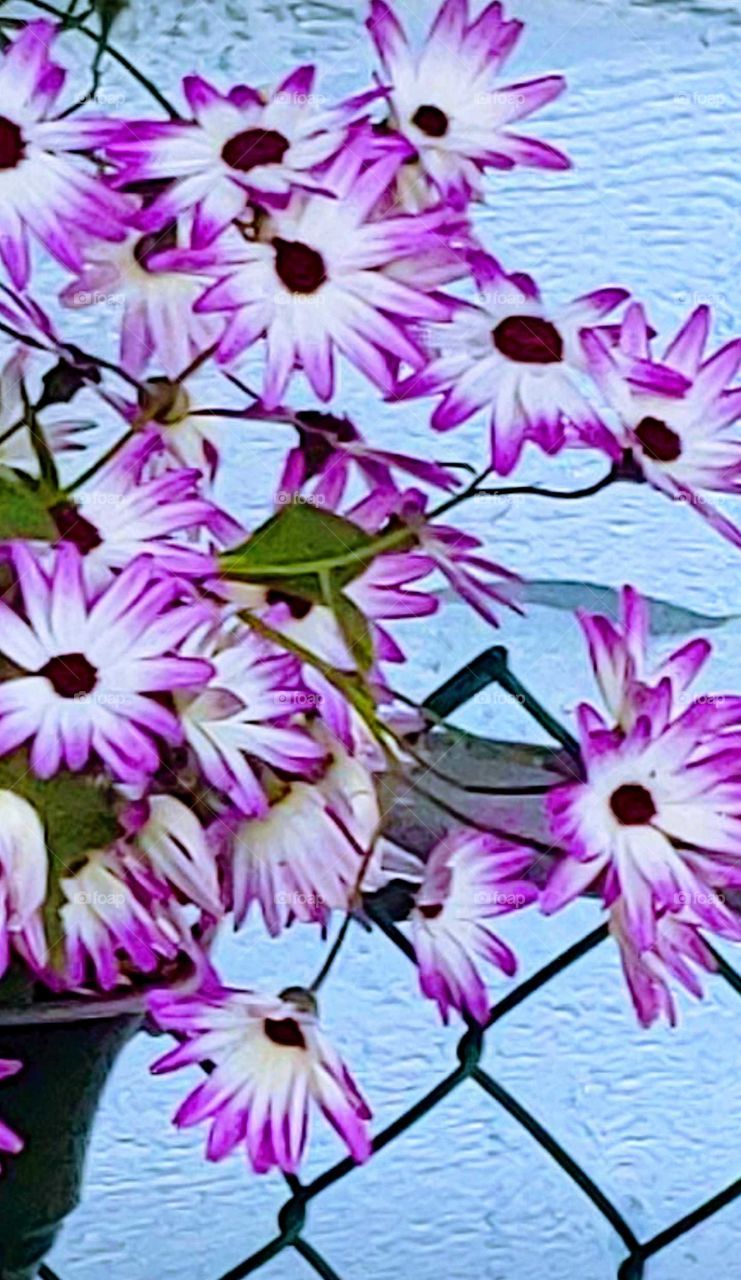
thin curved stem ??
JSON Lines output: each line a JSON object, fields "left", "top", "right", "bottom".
{"left": 309, "top": 913, "right": 353, "bottom": 993}
{"left": 477, "top": 465, "right": 618, "bottom": 502}
{"left": 18, "top": 0, "right": 182, "bottom": 117}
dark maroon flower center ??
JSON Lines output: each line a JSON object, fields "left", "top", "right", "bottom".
{"left": 412, "top": 104, "right": 449, "bottom": 138}
{"left": 610, "top": 783, "right": 656, "bottom": 826}
{"left": 265, "top": 588, "right": 313, "bottom": 620}
{"left": 264, "top": 1017, "right": 307, "bottom": 1049}
{"left": 273, "top": 238, "right": 327, "bottom": 294}
{"left": 222, "top": 128, "right": 290, "bottom": 173}
{"left": 51, "top": 502, "right": 103, "bottom": 555}
{"left": 296, "top": 410, "right": 355, "bottom": 474}
{"left": 0, "top": 116, "right": 24, "bottom": 170}
{"left": 634, "top": 415, "right": 682, "bottom": 463}
{"left": 39, "top": 653, "right": 98, "bottom": 698}
{"left": 493, "top": 315, "right": 564, "bottom": 364}
{"left": 418, "top": 903, "right": 443, "bottom": 919}
{"left": 133, "top": 221, "right": 178, "bottom": 271}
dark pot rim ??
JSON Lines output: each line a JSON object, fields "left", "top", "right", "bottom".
{"left": 0, "top": 956, "right": 201, "bottom": 1026}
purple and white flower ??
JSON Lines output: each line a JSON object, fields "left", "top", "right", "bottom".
{"left": 53, "top": 428, "right": 239, "bottom": 587}
{"left": 134, "top": 377, "right": 225, "bottom": 478}
{"left": 0, "top": 545, "right": 213, "bottom": 783}
{"left": 157, "top": 151, "right": 453, "bottom": 405}
{"left": 393, "top": 831, "right": 536, "bottom": 1023}
{"left": 0, "top": 791, "right": 48, "bottom": 975}
{"left": 398, "top": 252, "right": 628, "bottom": 473}
{"left": 122, "top": 794, "right": 223, "bottom": 917}
{"left": 383, "top": 486, "right": 520, "bottom": 627}
{"left": 577, "top": 583, "right": 712, "bottom": 733}
{"left": 223, "top": 748, "right": 379, "bottom": 933}
{"left": 177, "top": 626, "right": 326, "bottom": 817}
{"left": 609, "top": 899, "right": 722, "bottom": 1028}
{"left": 106, "top": 69, "right": 378, "bottom": 243}
{"left": 58, "top": 845, "right": 184, "bottom": 991}
{"left": 59, "top": 222, "right": 222, "bottom": 379}
{"left": 149, "top": 983, "right": 372, "bottom": 1173}
{"left": 0, "top": 1059, "right": 23, "bottom": 1171}
{"left": 269, "top": 407, "right": 459, "bottom": 510}
{"left": 583, "top": 303, "right": 741, "bottom": 548}
{"left": 367, "top": 0, "right": 569, "bottom": 207}
{"left": 0, "top": 20, "right": 128, "bottom": 288}
{"left": 544, "top": 656, "right": 741, "bottom": 951}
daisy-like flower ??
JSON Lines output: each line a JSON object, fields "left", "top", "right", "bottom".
{"left": 543, "top": 682, "right": 741, "bottom": 952}
{"left": 51, "top": 428, "right": 239, "bottom": 587}
{"left": 0, "top": 544, "right": 213, "bottom": 783}
{"left": 58, "top": 845, "right": 184, "bottom": 991}
{"left": 577, "top": 583, "right": 713, "bottom": 733}
{"left": 392, "top": 831, "right": 537, "bottom": 1023}
{"left": 269, "top": 407, "right": 459, "bottom": 509}
{"left": 0, "top": 282, "right": 57, "bottom": 348}
{"left": 398, "top": 251, "right": 628, "bottom": 474}
{"left": 223, "top": 748, "right": 379, "bottom": 933}
{"left": 134, "top": 377, "right": 225, "bottom": 478}
{"left": 0, "top": 20, "right": 128, "bottom": 288}
{"left": 59, "top": 220, "right": 222, "bottom": 378}
{"left": 0, "top": 1059, "right": 23, "bottom": 1171}
{"left": 0, "top": 345, "right": 100, "bottom": 474}
{"left": 0, "top": 790, "right": 48, "bottom": 975}
{"left": 582, "top": 303, "right": 741, "bottom": 548}
{"left": 176, "top": 626, "right": 326, "bottom": 818}
{"left": 380, "top": 485, "right": 520, "bottom": 627}
{"left": 149, "top": 983, "right": 372, "bottom": 1172}
{"left": 158, "top": 151, "right": 453, "bottom": 406}
{"left": 121, "top": 794, "right": 223, "bottom": 917}
{"left": 609, "top": 900, "right": 722, "bottom": 1028}
{"left": 366, "top": 0, "right": 570, "bottom": 208}
{"left": 106, "top": 69, "right": 380, "bottom": 244}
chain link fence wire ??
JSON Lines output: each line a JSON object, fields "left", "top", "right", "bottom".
{"left": 39, "top": 656, "right": 741, "bottom": 1280}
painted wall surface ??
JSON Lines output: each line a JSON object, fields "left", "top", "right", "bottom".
{"left": 28, "top": 0, "right": 739, "bottom": 1275}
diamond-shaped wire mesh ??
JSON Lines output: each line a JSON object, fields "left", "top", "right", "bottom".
{"left": 38, "top": 655, "right": 741, "bottom": 1280}
{"left": 39, "top": 913, "right": 739, "bottom": 1280}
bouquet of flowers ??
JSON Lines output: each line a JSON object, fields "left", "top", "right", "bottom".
{"left": 0, "top": 0, "right": 738, "bottom": 1191}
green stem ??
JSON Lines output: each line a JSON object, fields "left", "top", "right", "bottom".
{"left": 21, "top": 383, "right": 59, "bottom": 494}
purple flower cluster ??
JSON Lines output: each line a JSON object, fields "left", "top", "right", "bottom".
{"left": 0, "top": 1, "right": 737, "bottom": 1177}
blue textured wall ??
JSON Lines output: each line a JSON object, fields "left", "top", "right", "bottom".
{"left": 32, "top": 0, "right": 741, "bottom": 1275}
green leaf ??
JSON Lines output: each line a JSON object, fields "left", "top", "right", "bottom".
{"left": 520, "top": 579, "right": 736, "bottom": 635}
{"left": 0, "top": 470, "right": 57, "bottom": 541}
{"left": 332, "top": 593, "right": 374, "bottom": 672}
{"left": 223, "top": 505, "right": 384, "bottom": 669}
{"left": 0, "top": 753, "right": 120, "bottom": 973}
{"left": 220, "top": 503, "right": 378, "bottom": 589}
{"left": 0, "top": 752, "right": 119, "bottom": 866}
